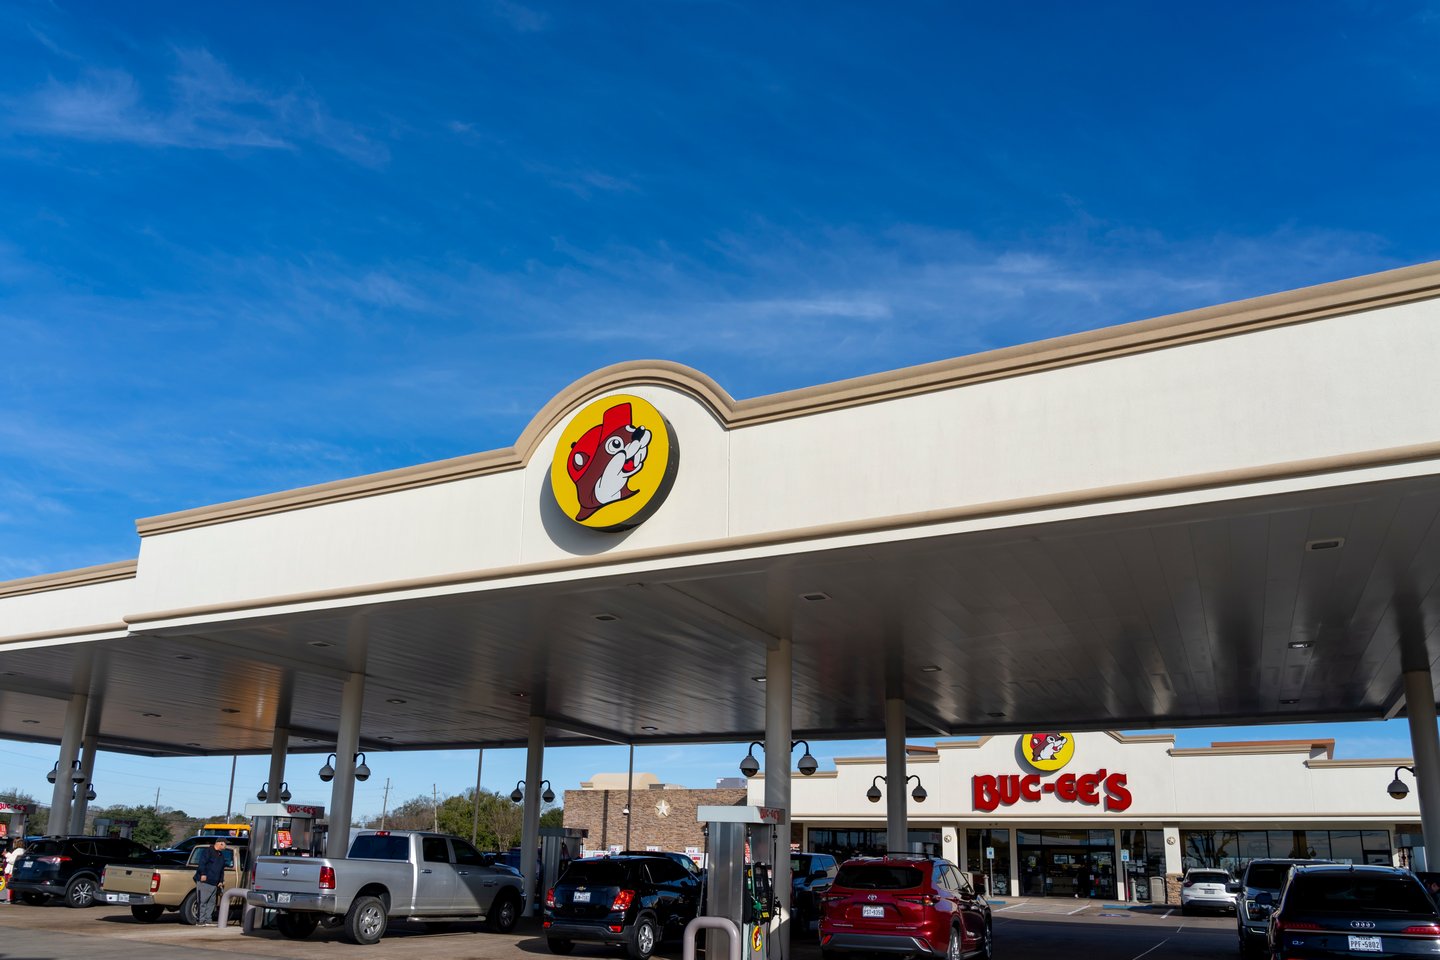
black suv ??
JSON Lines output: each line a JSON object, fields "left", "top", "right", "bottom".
{"left": 791, "top": 852, "right": 839, "bottom": 935}
{"left": 545, "top": 855, "right": 703, "bottom": 958}
{"left": 1266, "top": 864, "right": 1440, "bottom": 959}
{"left": 1233, "top": 858, "right": 1332, "bottom": 955}
{"left": 8, "top": 835, "right": 157, "bottom": 908}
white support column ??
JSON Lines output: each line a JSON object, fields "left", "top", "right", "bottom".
{"left": 326, "top": 672, "right": 366, "bottom": 858}
{"left": 1404, "top": 668, "right": 1440, "bottom": 862}
{"left": 885, "top": 697, "right": 907, "bottom": 852}
{"left": 68, "top": 734, "right": 99, "bottom": 833}
{"left": 1007, "top": 829, "right": 1019, "bottom": 897}
{"left": 765, "top": 637, "right": 793, "bottom": 960}
{"left": 521, "top": 715, "right": 546, "bottom": 912}
{"left": 49, "top": 691, "right": 88, "bottom": 832}
{"left": 266, "top": 726, "right": 290, "bottom": 802}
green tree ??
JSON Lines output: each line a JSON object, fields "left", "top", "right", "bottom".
{"left": 89, "top": 804, "right": 184, "bottom": 850}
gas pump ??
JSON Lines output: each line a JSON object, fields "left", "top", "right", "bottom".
{"left": 697, "top": 805, "right": 784, "bottom": 960}
{"left": 243, "top": 803, "right": 325, "bottom": 860}
{"left": 93, "top": 817, "right": 138, "bottom": 839}
{"left": 0, "top": 801, "right": 33, "bottom": 843}
{"left": 540, "top": 826, "right": 587, "bottom": 903}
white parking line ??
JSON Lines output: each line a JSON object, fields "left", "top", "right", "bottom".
{"left": 1160, "top": 909, "right": 1173, "bottom": 918}
{"left": 997, "top": 903, "right": 1026, "bottom": 912}
{"left": 1129, "top": 937, "right": 1171, "bottom": 960}
{"left": 1067, "top": 905, "right": 1087, "bottom": 915}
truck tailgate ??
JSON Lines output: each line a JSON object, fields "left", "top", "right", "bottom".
{"left": 253, "top": 856, "right": 326, "bottom": 895}
{"left": 102, "top": 863, "right": 156, "bottom": 896}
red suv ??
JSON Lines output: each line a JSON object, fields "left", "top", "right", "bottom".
{"left": 819, "top": 856, "right": 993, "bottom": 960}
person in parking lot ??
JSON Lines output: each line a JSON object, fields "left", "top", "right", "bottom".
{"left": 192, "top": 838, "right": 227, "bottom": 926}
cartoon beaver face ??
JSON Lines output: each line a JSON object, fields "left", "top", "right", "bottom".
{"left": 567, "top": 402, "right": 652, "bottom": 521}
{"left": 1029, "top": 733, "right": 1068, "bottom": 763}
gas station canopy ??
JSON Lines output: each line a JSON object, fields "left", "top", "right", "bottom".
{"left": 4, "top": 261, "right": 1440, "bottom": 757}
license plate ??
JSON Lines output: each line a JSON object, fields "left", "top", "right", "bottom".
{"left": 19, "top": 860, "right": 31, "bottom": 869}
{"left": 277, "top": 893, "right": 292, "bottom": 904}
{"left": 106, "top": 893, "right": 131, "bottom": 903}
{"left": 862, "top": 905, "right": 884, "bottom": 918}
{"left": 1348, "top": 936, "right": 1382, "bottom": 952}
{"left": 573, "top": 891, "right": 591, "bottom": 903}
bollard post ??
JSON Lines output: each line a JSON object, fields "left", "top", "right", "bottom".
{"left": 683, "top": 916, "right": 742, "bottom": 960}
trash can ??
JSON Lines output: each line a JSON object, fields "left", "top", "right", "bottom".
{"left": 1149, "top": 877, "right": 1166, "bottom": 904}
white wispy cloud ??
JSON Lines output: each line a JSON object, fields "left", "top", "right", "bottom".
{"left": 6, "top": 47, "right": 388, "bottom": 165}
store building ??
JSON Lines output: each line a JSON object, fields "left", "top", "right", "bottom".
{"left": 563, "top": 773, "right": 746, "bottom": 857}
{"left": 756, "top": 731, "right": 1421, "bottom": 903}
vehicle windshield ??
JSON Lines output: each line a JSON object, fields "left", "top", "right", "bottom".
{"left": 834, "top": 864, "right": 924, "bottom": 890}
{"left": 559, "top": 861, "right": 631, "bottom": 886}
{"left": 25, "top": 840, "right": 61, "bottom": 856}
{"left": 348, "top": 835, "right": 410, "bottom": 860}
{"left": 1188, "top": 870, "right": 1231, "bottom": 883}
{"left": 1246, "top": 864, "right": 1296, "bottom": 890}
{"left": 1289, "top": 874, "right": 1438, "bottom": 915}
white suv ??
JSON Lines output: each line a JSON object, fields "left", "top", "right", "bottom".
{"left": 1179, "top": 867, "right": 1237, "bottom": 914}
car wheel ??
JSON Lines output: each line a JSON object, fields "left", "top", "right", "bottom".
{"left": 628, "top": 913, "right": 658, "bottom": 960}
{"left": 64, "top": 875, "right": 98, "bottom": 908}
{"left": 487, "top": 890, "right": 521, "bottom": 932}
{"left": 344, "top": 894, "right": 388, "bottom": 945}
{"left": 946, "top": 925, "right": 963, "bottom": 960}
{"left": 979, "top": 923, "right": 994, "bottom": 960}
{"left": 276, "top": 911, "right": 320, "bottom": 940}
{"left": 548, "top": 937, "right": 576, "bottom": 954}
{"left": 178, "top": 890, "right": 201, "bottom": 926}
{"left": 130, "top": 904, "right": 164, "bottom": 923}
{"left": 19, "top": 892, "right": 48, "bottom": 906}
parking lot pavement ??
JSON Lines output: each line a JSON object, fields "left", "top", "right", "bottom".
{"left": 0, "top": 900, "right": 1240, "bottom": 960}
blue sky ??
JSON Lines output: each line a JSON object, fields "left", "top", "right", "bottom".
{"left": 3, "top": 0, "right": 1440, "bottom": 819}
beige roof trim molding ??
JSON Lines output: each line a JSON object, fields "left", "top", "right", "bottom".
{"left": 122, "top": 438, "right": 1440, "bottom": 627}
{"left": 1307, "top": 757, "right": 1414, "bottom": 768}
{"left": 0, "top": 622, "right": 132, "bottom": 646}
{"left": 134, "top": 259, "right": 1440, "bottom": 538}
{"left": 0, "top": 560, "right": 137, "bottom": 600}
{"left": 1105, "top": 731, "right": 1176, "bottom": 745}
{"left": 936, "top": 738, "right": 993, "bottom": 749}
{"left": 1169, "top": 742, "right": 1331, "bottom": 758}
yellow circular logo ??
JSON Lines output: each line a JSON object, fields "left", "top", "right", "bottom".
{"left": 752, "top": 926, "right": 763, "bottom": 952}
{"left": 1021, "top": 732, "right": 1074, "bottom": 772}
{"left": 550, "top": 394, "right": 676, "bottom": 531}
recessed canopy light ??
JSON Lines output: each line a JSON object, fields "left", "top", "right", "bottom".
{"left": 1288, "top": 640, "right": 1314, "bottom": 650}
{"left": 986, "top": 712, "right": 1006, "bottom": 719}
{"left": 800, "top": 592, "right": 830, "bottom": 602}
{"left": 1306, "top": 538, "right": 1345, "bottom": 552}
{"left": 1280, "top": 698, "right": 1299, "bottom": 705}
{"left": 175, "top": 655, "right": 194, "bottom": 661}
{"left": 752, "top": 676, "right": 767, "bottom": 683}
{"left": 920, "top": 665, "right": 942, "bottom": 673}
{"left": 186, "top": 742, "right": 201, "bottom": 747}
{"left": 220, "top": 708, "right": 241, "bottom": 714}
{"left": 386, "top": 698, "right": 407, "bottom": 704}
{"left": 308, "top": 640, "right": 333, "bottom": 648}
{"left": 512, "top": 691, "right": 529, "bottom": 699}
{"left": 304, "top": 738, "right": 320, "bottom": 743}
{"left": 142, "top": 712, "right": 162, "bottom": 718}
{"left": 21, "top": 719, "right": 39, "bottom": 724}
{"left": 641, "top": 725, "right": 659, "bottom": 732}
{"left": 593, "top": 613, "right": 620, "bottom": 622}
{"left": 0, "top": 671, "right": 17, "bottom": 676}
{"left": 378, "top": 736, "right": 395, "bottom": 741}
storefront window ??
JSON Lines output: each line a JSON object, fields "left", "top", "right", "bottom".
{"left": 806, "top": 829, "right": 886, "bottom": 861}
{"left": 965, "top": 829, "right": 1010, "bottom": 896}
{"left": 1179, "top": 829, "right": 1390, "bottom": 873}
{"left": 1120, "top": 829, "right": 1164, "bottom": 902}
{"left": 1016, "top": 829, "right": 1117, "bottom": 898}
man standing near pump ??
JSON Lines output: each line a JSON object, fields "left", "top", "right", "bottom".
{"left": 192, "top": 838, "right": 226, "bottom": 927}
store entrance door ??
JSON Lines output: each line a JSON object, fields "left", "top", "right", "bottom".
{"left": 1017, "top": 830, "right": 1118, "bottom": 898}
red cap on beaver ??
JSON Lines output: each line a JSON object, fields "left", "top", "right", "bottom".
{"left": 568, "top": 402, "right": 634, "bottom": 483}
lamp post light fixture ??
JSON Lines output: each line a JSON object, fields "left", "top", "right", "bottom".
{"left": 318, "top": 752, "right": 369, "bottom": 783}
{"left": 256, "top": 781, "right": 292, "bottom": 801}
{"left": 47, "top": 760, "right": 83, "bottom": 785}
{"left": 1388, "top": 765, "right": 1417, "bottom": 800}
{"left": 72, "top": 782, "right": 97, "bottom": 802}
{"left": 510, "top": 779, "right": 556, "bottom": 804}
{"left": 866, "top": 774, "right": 927, "bottom": 803}
{"left": 739, "top": 739, "right": 820, "bottom": 778}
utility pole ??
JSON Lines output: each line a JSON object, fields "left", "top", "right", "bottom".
{"left": 380, "top": 778, "right": 391, "bottom": 829}
{"left": 225, "top": 755, "right": 237, "bottom": 821}
{"left": 625, "top": 743, "right": 634, "bottom": 850}
{"left": 432, "top": 784, "right": 439, "bottom": 833}
{"left": 471, "top": 749, "right": 484, "bottom": 847}
{"left": 154, "top": 787, "right": 161, "bottom": 811}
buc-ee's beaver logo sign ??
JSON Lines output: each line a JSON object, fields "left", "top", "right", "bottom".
{"left": 971, "top": 732, "right": 1132, "bottom": 813}
{"left": 550, "top": 394, "right": 676, "bottom": 531}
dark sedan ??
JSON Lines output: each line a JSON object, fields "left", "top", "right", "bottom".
{"left": 1266, "top": 864, "right": 1440, "bottom": 958}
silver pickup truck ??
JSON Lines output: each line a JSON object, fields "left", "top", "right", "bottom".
{"left": 247, "top": 830, "right": 526, "bottom": 944}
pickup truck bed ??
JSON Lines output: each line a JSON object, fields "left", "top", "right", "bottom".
{"left": 103, "top": 845, "right": 245, "bottom": 924}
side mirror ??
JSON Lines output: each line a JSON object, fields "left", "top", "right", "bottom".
{"left": 1255, "top": 891, "right": 1274, "bottom": 907}
{"left": 1226, "top": 881, "right": 1242, "bottom": 894}
{"left": 810, "top": 870, "right": 827, "bottom": 881}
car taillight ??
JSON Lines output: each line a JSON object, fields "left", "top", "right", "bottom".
{"left": 546, "top": 887, "right": 557, "bottom": 909}
{"left": 611, "top": 889, "right": 635, "bottom": 911}
{"left": 251, "top": 862, "right": 258, "bottom": 889}
{"left": 319, "top": 866, "right": 336, "bottom": 890}
{"left": 1182, "top": 879, "right": 1193, "bottom": 887}
{"left": 37, "top": 856, "right": 70, "bottom": 864}
{"left": 1404, "top": 925, "right": 1440, "bottom": 935}
{"left": 899, "top": 894, "right": 941, "bottom": 905}
{"left": 151, "top": 872, "right": 162, "bottom": 893}
{"left": 100, "top": 867, "right": 107, "bottom": 886}
{"left": 1276, "top": 920, "right": 1321, "bottom": 932}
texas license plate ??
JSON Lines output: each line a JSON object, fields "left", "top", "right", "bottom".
{"left": 1348, "top": 936, "right": 1382, "bottom": 952}
{"left": 277, "top": 893, "right": 292, "bottom": 904}
{"left": 862, "top": 905, "right": 884, "bottom": 918}
{"left": 573, "top": 891, "right": 591, "bottom": 903}
{"left": 106, "top": 893, "right": 131, "bottom": 903}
